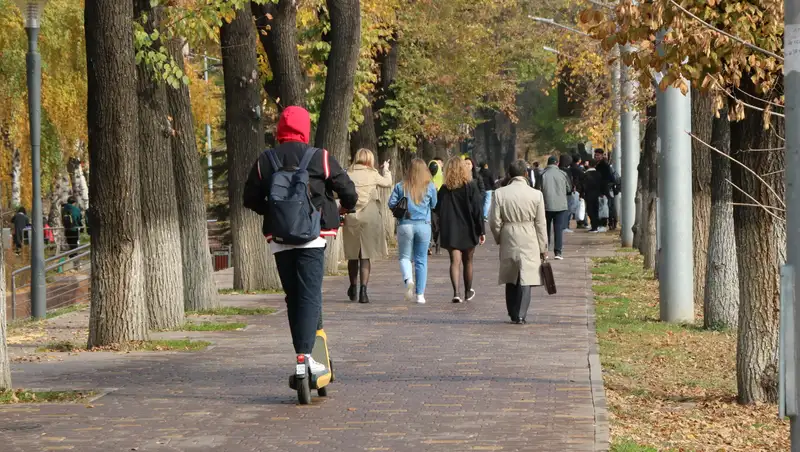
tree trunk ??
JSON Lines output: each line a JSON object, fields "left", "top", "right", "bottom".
{"left": 134, "top": 1, "right": 184, "bottom": 330}
{"left": 692, "top": 89, "right": 714, "bottom": 309}
{"left": 0, "top": 218, "right": 9, "bottom": 390}
{"left": 221, "top": 4, "right": 281, "bottom": 291}
{"left": 11, "top": 147, "right": 21, "bottom": 208}
{"left": 47, "top": 172, "right": 70, "bottom": 252}
{"left": 350, "top": 104, "right": 378, "bottom": 159}
{"left": 253, "top": 0, "right": 305, "bottom": 109}
{"left": 373, "top": 38, "right": 399, "bottom": 164}
{"left": 314, "top": 0, "right": 361, "bottom": 273}
{"left": 730, "top": 79, "right": 785, "bottom": 404}
{"left": 704, "top": 105, "right": 739, "bottom": 330}
{"left": 68, "top": 155, "right": 89, "bottom": 212}
{"left": 86, "top": 0, "right": 149, "bottom": 346}
{"left": 166, "top": 38, "right": 219, "bottom": 312}
{"left": 641, "top": 105, "right": 658, "bottom": 270}
{"left": 632, "top": 175, "right": 643, "bottom": 250}
{"left": 314, "top": 0, "right": 361, "bottom": 163}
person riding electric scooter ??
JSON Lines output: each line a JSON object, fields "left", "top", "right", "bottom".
{"left": 243, "top": 106, "right": 358, "bottom": 403}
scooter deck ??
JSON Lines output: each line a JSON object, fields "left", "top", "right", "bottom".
{"left": 310, "top": 329, "right": 332, "bottom": 389}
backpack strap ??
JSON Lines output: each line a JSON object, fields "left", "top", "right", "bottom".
{"left": 299, "top": 147, "right": 320, "bottom": 172}
{"left": 265, "top": 149, "right": 282, "bottom": 173}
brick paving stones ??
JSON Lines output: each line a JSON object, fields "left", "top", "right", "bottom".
{"left": 0, "top": 231, "right": 615, "bottom": 451}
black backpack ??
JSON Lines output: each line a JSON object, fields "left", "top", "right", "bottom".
{"left": 265, "top": 147, "right": 322, "bottom": 245}
{"left": 62, "top": 207, "right": 74, "bottom": 230}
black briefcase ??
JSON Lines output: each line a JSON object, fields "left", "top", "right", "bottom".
{"left": 541, "top": 261, "right": 557, "bottom": 295}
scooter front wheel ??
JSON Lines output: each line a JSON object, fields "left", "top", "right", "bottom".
{"left": 317, "top": 386, "right": 328, "bottom": 397}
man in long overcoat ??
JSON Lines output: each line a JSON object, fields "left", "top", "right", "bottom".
{"left": 489, "top": 159, "right": 549, "bottom": 324}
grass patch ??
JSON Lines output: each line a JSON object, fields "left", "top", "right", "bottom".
{"left": 178, "top": 322, "right": 246, "bottom": 332}
{"left": 8, "top": 303, "right": 88, "bottom": 333}
{"left": 38, "top": 339, "right": 211, "bottom": 353}
{"left": 593, "top": 252, "right": 789, "bottom": 451}
{"left": 218, "top": 288, "right": 283, "bottom": 295}
{"left": 0, "top": 389, "right": 94, "bottom": 404}
{"left": 187, "top": 307, "right": 276, "bottom": 316}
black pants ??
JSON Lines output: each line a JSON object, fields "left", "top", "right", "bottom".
{"left": 545, "top": 210, "right": 568, "bottom": 254}
{"left": 505, "top": 273, "right": 532, "bottom": 322}
{"left": 586, "top": 198, "right": 600, "bottom": 230}
{"left": 607, "top": 195, "right": 617, "bottom": 229}
{"left": 274, "top": 247, "right": 325, "bottom": 355}
{"left": 12, "top": 233, "right": 22, "bottom": 252}
{"left": 66, "top": 233, "right": 80, "bottom": 257}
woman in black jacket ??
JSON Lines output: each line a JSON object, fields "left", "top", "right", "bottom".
{"left": 437, "top": 158, "right": 485, "bottom": 303}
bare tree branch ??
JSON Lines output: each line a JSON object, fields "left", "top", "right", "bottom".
{"left": 669, "top": 0, "right": 783, "bottom": 61}
{"left": 688, "top": 131, "right": 786, "bottom": 208}
{"left": 726, "top": 179, "right": 785, "bottom": 223}
{"left": 735, "top": 86, "right": 784, "bottom": 110}
{"left": 731, "top": 202, "right": 785, "bottom": 212}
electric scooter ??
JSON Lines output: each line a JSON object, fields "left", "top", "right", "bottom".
{"left": 288, "top": 329, "right": 334, "bottom": 404}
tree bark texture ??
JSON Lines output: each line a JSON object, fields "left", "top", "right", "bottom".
{"left": 691, "top": 89, "right": 714, "bottom": 309}
{"left": 11, "top": 147, "right": 21, "bottom": 208}
{"left": 314, "top": 0, "right": 361, "bottom": 164}
{"left": 86, "top": 0, "right": 149, "bottom": 346}
{"left": 166, "top": 38, "right": 219, "bottom": 312}
{"left": 350, "top": 104, "right": 378, "bottom": 159}
{"left": 68, "top": 155, "right": 90, "bottom": 212}
{"left": 0, "top": 214, "right": 10, "bottom": 390}
{"left": 47, "top": 172, "right": 71, "bottom": 251}
{"left": 640, "top": 105, "right": 658, "bottom": 270}
{"left": 704, "top": 106, "right": 739, "bottom": 330}
{"left": 373, "top": 38, "right": 399, "bottom": 164}
{"left": 730, "top": 79, "right": 785, "bottom": 404}
{"left": 135, "top": 1, "right": 184, "bottom": 330}
{"left": 221, "top": 5, "right": 281, "bottom": 291}
{"left": 253, "top": 0, "right": 305, "bottom": 109}
{"left": 632, "top": 176, "right": 643, "bottom": 250}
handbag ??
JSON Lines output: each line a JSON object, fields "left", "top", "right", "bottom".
{"left": 391, "top": 186, "right": 409, "bottom": 219}
{"left": 541, "top": 261, "right": 557, "bottom": 295}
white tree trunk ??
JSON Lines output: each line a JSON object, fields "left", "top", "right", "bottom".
{"left": 11, "top": 147, "right": 21, "bottom": 208}
{"left": 47, "top": 172, "right": 71, "bottom": 251}
{"left": 68, "top": 154, "right": 89, "bottom": 212}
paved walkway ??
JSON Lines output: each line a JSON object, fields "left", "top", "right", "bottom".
{"left": 0, "top": 231, "right": 614, "bottom": 452}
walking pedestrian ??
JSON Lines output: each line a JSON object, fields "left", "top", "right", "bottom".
{"left": 489, "top": 160, "right": 548, "bottom": 324}
{"left": 428, "top": 157, "right": 444, "bottom": 255}
{"left": 12, "top": 206, "right": 29, "bottom": 255}
{"left": 243, "top": 106, "right": 358, "bottom": 375}
{"left": 581, "top": 160, "right": 607, "bottom": 232}
{"left": 389, "top": 159, "right": 438, "bottom": 304}
{"left": 478, "top": 162, "right": 495, "bottom": 220}
{"left": 342, "top": 149, "right": 393, "bottom": 304}
{"left": 540, "top": 156, "right": 571, "bottom": 260}
{"left": 61, "top": 197, "right": 82, "bottom": 257}
{"left": 437, "top": 158, "right": 485, "bottom": 303}
{"left": 593, "top": 148, "right": 617, "bottom": 230}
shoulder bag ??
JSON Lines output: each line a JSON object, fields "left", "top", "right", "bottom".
{"left": 392, "top": 185, "right": 409, "bottom": 219}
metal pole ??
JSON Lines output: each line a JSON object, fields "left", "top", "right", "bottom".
{"left": 785, "top": 0, "right": 800, "bottom": 445}
{"left": 657, "top": 70, "right": 694, "bottom": 323}
{"left": 26, "top": 25, "right": 46, "bottom": 319}
{"left": 611, "top": 46, "right": 622, "bottom": 177}
{"left": 619, "top": 48, "right": 640, "bottom": 248}
{"left": 204, "top": 54, "right": 214, "bottom": 194}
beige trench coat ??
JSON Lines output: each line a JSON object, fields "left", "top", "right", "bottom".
{"left": 342, "top": 164, "right": 393, "bottom": 260}
{"left": 489, "top": 177, "right": 548, "bottom": 286}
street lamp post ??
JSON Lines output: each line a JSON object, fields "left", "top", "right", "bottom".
{"left": 15, "top": 0, "right": 48, "bottom": 319}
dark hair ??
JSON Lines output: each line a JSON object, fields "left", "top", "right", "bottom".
{"left": 589, "top": 159, "right": 598, "bottom": 168}
{"left": 480, "top": 162, "right": 488, "bottom": 168}
{"left": 593, "top": 148, "right": 604, "bottom": 155}
{"left": 67, "top": 196, "right": 77, "bottom": 205}
{"left": 508, "top": 160, "right": 528, "bottom": 178}
{"left": 532, "top": 161, "right": 540, "bottom": 168}
{"left": 17, "top": 206, "right": 26, "bottom": 215}
{"left": 572, "top": 154, "right": 582, "bottom": 163}
{"left": 435, "top": 156, "right": 445, "bottom": 162}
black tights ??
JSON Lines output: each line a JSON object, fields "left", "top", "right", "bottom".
{"left": 348, "top": 250, "right": 371, "bottom": 287}
{"left": 448, "top": 248, "right": 475, "bottom": 297}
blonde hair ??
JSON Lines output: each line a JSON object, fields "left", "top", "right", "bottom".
{"left": 403, "top": 159, "right": 432, "bottom": 204}
{"left": 351, "top": 148, "right": 375, "bottom": 169}
{"left": 443, "top": 157, "right": 471, "bottom": 189}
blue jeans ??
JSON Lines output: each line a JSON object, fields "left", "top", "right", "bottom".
{"left": 274, "top": 247, "right": 325, "bottom": 354}
{"left": 397, "top": 222, "right": 432, "bottom": 295}
{"left": 483, "top": 190, "right": 493, "bottom": 219}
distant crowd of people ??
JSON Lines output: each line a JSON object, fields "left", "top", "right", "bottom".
{"left": 9, "top": 197, "right": 83, "bottom": 256}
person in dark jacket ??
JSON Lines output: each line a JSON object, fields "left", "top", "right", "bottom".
{"left": 62, "top": 197, "right": 83, "bottom": 257}
{"left": 570, "top": 155, "right": 587, "bottom": 228}
{"left": 244, "top": 106, "right": 357, "bottom": 375}
{"left": 12, "top": 206, "right": 29, "bottom": 254}
{"left": 593, "top": 148, "right": 617, "bottom": 230}
{"left": 581, "top": 160, "right": 607, "bottom": 232}
{"left": 478, "top": 162, "right": 495, "bottom": 220}
{"left": 438, "top": 158, "right": 485, "bottom": 303}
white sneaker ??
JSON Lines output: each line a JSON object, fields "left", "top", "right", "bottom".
{"left": 598, "top": 227, "right": 608, "bottom": 232}
{"left": 306, "top": 355, "right": 327, "bottom": 374}
{"left": 416, "top": 295, "right": 426, "bottom": 304}
{"left": 563, "top": 228, "right": 574, "bottom": 233}
{"left": 405, "top": 281, "right": 416, "bottom": 302}
{"left": 466, "top": 289, "right": 476, "bottom": 301}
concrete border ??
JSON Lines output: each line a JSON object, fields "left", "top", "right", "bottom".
{"left": 584, "top": 257, "right": 610, "bottom": 452}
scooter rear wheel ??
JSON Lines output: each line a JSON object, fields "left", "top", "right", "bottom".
{"left": 297, "top": 375, "right": 311, "bottom": 405}
{"left": 317, "top": 386, "right": 328, "bottom": 397}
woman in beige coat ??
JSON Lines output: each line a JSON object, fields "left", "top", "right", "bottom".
{"left": 489, "top": 159, "right": 549, "bottom": 324}
{"left": 343, "top": 149, "right": 393, "bottom": 303}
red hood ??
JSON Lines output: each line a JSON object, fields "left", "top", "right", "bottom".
{"left": 277, "top": 106, "right": 311, "bottom": 144}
